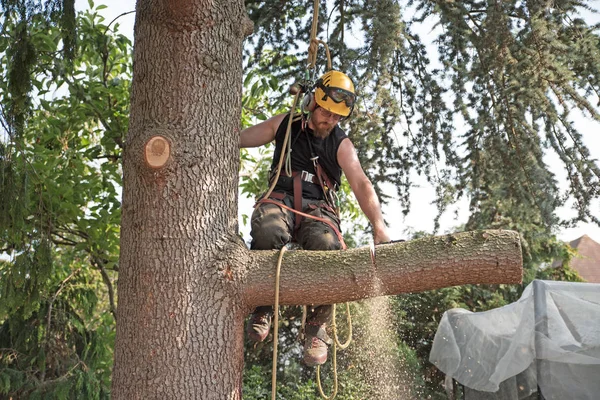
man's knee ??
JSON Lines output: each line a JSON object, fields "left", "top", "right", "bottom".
{"left": 297, "top": 203, "right": 342, "bottom": 250}
{"left": 250, "top": 203, "right": 293, "bottom": 250}
{"left": 300, "top": 229, "right": 342, "bottom": 250}
{"left": 251, "top": 226, "right": 292, "bottom": 250}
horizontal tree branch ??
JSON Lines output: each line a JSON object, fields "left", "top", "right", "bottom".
{"left": 242, "top": 230, "right": 522, "bottom": 309}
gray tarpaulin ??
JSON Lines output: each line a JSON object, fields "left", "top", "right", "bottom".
{"left": 429, "top": 280, "right": 600, "bottom": 400}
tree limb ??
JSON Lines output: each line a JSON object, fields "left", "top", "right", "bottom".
{"left": 242, "top": 230, "right": 522, "bottom": 308}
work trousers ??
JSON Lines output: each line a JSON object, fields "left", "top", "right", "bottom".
{"left": 250, "top": 192, "right": 342, "bottom": 325}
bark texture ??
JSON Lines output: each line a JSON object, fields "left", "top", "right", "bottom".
{"left": 242, "top": 230, "right": 523, "bottom": 308}
{"left": 112, "top": 0, "right": 250, "bottom": 398}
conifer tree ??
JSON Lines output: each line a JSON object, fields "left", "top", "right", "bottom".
{"left": 246, "top": 0, "right": 600, "bottom": 240}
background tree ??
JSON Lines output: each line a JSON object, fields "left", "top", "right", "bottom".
{"left": 0, "top": 6, "right": 129, "bottom": 398}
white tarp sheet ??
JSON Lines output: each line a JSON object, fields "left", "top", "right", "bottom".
{"left": 429, "top": 280, "right": 600, "bottom": 400}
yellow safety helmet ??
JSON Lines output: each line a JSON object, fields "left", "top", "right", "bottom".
{"left": 313, "top": 70, "right": 356, "bottom": 117}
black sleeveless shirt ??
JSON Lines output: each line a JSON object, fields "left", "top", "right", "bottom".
{"left": 270, "top": 113, "right": 348, "bottom": 199}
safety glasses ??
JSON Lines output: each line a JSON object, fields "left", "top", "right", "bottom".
{"left": 317, "top": 82, "right": 356, "bottom": 108}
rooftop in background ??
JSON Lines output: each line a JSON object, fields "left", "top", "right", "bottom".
{"left": 559, "top": 235, "right": 600, "bottom": 283}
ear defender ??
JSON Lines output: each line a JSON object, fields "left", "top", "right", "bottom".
{"left": 301, "top": 92, "right": 316, "bottom": 114}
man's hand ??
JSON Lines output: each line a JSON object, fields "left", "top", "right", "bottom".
{"left": 373, "top": 227, "right": 391, "bottom": 245}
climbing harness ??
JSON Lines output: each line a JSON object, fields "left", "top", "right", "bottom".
{"left": 259, "top": 195, "right": 346, "bottom": 247}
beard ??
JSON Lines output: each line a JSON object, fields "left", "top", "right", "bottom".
{"left": 313, "top": 121, "right": 334, "bottom": 138}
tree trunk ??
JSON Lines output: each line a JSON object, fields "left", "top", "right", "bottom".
{"left": 111, "top": 0, "right": 523, "bottom": 398}
{"left": 112, "top": 0, "right": 252, "bottom": 398}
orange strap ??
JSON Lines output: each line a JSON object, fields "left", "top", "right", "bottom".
{"left": 258, "top": 197, "right": 347, "bottom": 250}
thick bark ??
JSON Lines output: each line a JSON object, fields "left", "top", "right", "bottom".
{"left": 242, "top": 230, "right": 523, "bottom": 308}
{"left": 112, "top": 0, "right": 250, "bottom": 398}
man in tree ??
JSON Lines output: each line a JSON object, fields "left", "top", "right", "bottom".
{"left": 239, "top": 70, "right": 390, "bottom": 366}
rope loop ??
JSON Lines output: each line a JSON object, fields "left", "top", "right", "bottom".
{"left": 333, "top": 303, "right": 352, "bottom": 349}
{"left": 315, "top": 302, "right": 352, "bottom": 399}
{"left": 316, "top": 341, "right": 338, "bottom": 399}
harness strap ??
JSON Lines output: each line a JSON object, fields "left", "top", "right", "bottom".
{"left": 265, "top": 192, "right": 286, "bottom": 201}
{"left": 293, "top": 173, "right": 303, "bottom": 231}
{"left": 258, "top": 197, "right": 347, "bottom": 250}
{"left": 303, "top": 123, "right": 338, "bottom": 213}
{"left": 313, "top": 160, "right": 337, "bottom": 211}
{"left": 314, "top": 162, "right": 335, "bottom": 192}
{"left": 265, "top": 192, "right": 337, "bottom": 215}
{"left": 268, "top": 167, "right": 334, "bottom": 231}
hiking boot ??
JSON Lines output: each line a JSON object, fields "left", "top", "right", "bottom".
{"left": 303, "top": 321, "right": 332, "bottom": 366}
{"left": 246, "top": 307, "right": 273, "bottom": 342}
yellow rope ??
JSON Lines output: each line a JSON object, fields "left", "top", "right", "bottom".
{"left": 315, "top": 302, "right": 352, "bottom": 399}
{"left": 262, "top": 91, "right": 300, "bottom": 202}
{"left": 263, "top": 0, "right": 336, "bottom": 203}
{"left": 270, "top": 2, "right": 348, "bottom": 398}
{"left": 307, "top": 0, "right": 320, "bottom": 69}
{"left": 307, "top": 0, "right": 332, "bottom": 72}
{"left": 316, "top": 340, "right": 338, "bottom": 399}
{"left": 333, "top": 303, "right": 352, "bottom": 350}
{"left": 271, "top": 246, "right": 287, "bottom": 399}
{"left": 270, "top": 248, "right": 353, "bottom": 400}
{"left": 264, "top": 0, "right": 337, "bottom": 204}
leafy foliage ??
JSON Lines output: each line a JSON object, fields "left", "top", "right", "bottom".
{"left": 0, "top": 5, "right": 130, "bottom": 397}
{"left": 1, "top": 0, "right": 77, "bottom": 136}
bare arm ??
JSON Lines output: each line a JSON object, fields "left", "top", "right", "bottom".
{"left": 239, "top": 114, "right": 286, "bottom": 148}
{"left": 337, "top": 138, "right": 390, "bottom": 244}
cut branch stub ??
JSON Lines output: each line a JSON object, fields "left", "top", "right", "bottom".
{"left": 144, "top": 136, "right": 171, "bottom": 168}
{"left": 243, "top": 229, "right": 524, "bottom": 308}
